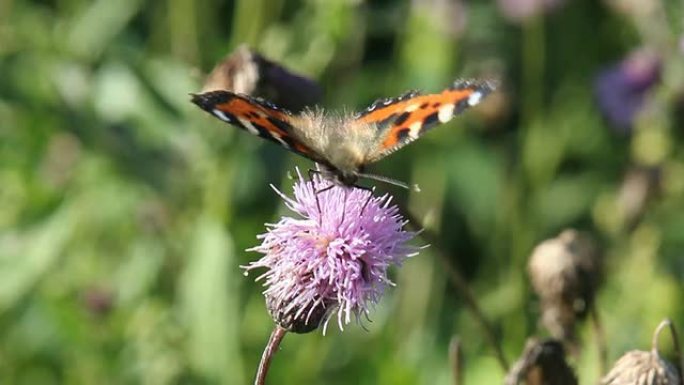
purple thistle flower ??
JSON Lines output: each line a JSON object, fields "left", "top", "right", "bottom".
{"left": 243, "top": 170, "right": 420, "bottom": 334}
{"left": 594, "top": 49, "right": 661, "bottom": 134}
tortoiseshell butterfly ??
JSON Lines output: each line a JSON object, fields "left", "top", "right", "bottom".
{"left": 191, "top": 79, "right": 495, "bottom": 188}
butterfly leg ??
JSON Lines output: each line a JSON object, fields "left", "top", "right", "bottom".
{"left": 308, "top": 168, "right": 335, "bottom": 225}
{"left": 307, "top": 168, "right": 321, "bottom": 182}
{"left": 307, "top": 167, "right": 337, "bottom": 187}
{"left": 357, "top": 185, "right": 375, "bottom": 217}
{"left": 338, "top": 187, "right": 349, "bottom": 228}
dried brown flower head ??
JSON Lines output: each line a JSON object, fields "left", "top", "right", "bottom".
{"left": 201, "top": 45, "right": 259, "bottom": 94}
{"left": 602, "top": 319, "right": 683, "bottom": 385}
{"left": 527, "top": 229, "right": 602, "bottom": 346}
{"left": 504, "top": 338, "right": 578, "bottom": 385}
{"left": 201, "top": 45, "right": 321, "bottom": 112}
{"left": 602, "top": 350, "right": 679, "bottom": 385}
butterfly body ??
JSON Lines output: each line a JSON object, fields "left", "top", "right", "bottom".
{"left": 289, "top": 110, "right": 375, "bottom": 174}
{"left": 191, "top": 79, "right": 495, "bottom": 186}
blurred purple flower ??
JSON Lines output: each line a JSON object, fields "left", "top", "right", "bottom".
{"left": 594, "top": 50, "right": 661, "bottom": 134}
{"left": 411, "top": 0, "right": 468, "bottom": 37}
{"left": 243, "top": 171, "right": 420, "bottom": 333}
{"left": 497, "top": 0, "right": 565, "bottom": 23}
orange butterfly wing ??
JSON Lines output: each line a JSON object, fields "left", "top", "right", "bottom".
{"left": 357, "top": 80, "right": 495, "bottom": 162}
{"left": 191, "top": 91, "right": 324, "bottom": 163}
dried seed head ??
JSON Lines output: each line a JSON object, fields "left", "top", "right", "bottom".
{"left": 201, "top": 45, "right": 321, "bottom": 112}
{"left": 202, "top": 45, "right": 259, "bottom": 94}
{"left": 601, "top": 350, "right": 679, "bottom": 385}
{"left": 527, "top": 229, "right": 602, "bottom": 345}
{"left": 602, "top": 319, "right": 682, "bottom": 385}
{"left": 504, "top": 338, "right": 578, "bottom": 385}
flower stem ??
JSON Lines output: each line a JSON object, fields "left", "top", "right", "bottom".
{"left": 652, "top": 318, "right": 684, "bottom": 385}
{"left": 590, "top": 304, "right": 608, "bottom": 377}
{"left": 449, "top": 336, "right": 463, "bottom": 385}
{"left": 406, "top": 211, "right": 509, "bottom": 372}
{"left": 255, "top": 325, "right": 287, "bottom": 385}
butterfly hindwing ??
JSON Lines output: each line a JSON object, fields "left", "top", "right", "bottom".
{"left": 358, "top": 79, "right": 495, "bottom": 162}
{"left": 191, "top": 90, "right": 323, "bottom": 162}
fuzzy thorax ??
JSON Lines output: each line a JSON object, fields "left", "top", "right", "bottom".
{"left": 294, "top": 109, "right": 379, "bottom": 174}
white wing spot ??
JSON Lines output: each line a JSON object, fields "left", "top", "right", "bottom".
{"left": 271, "top": 132, "right": 290, "bottom": 148}
{"left": 237, "top": 116, "right": 260, "bottom": 136}
{"left": 467, "top": 91, "right": 483, "bottom": 106}
{"left": 213, "top": 109, "right": 233, "bottom": 122}
{"left": 437, "top": 104, "right": 455, "bottom": 123}
{"left": 408, "top": 121, "right": 422, "bottom": 139}
{"left": 406, "top": 103, "right": 419, "bottom": 112}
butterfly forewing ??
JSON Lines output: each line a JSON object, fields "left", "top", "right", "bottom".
{"left": 191, "top": 90, "right": 324, "bottom": 162}
{"left": 357, "top": 80, "right": 495, "bottom": 162}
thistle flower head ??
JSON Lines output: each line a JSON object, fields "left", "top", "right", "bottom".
{"left": 244, "top": 170, "right": 420, "bottom": 333}
{"left": 594, "top": 49, "right": 660, "bottom": 133}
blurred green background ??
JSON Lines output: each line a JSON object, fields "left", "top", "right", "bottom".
{"left": 1, "top": 0, "right": 683, "bottom": 384}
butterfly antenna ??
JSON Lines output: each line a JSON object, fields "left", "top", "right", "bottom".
{"left": 357, "top": 172, "right": 419, "bottom": 191}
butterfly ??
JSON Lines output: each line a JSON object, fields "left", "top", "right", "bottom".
{"left": 191, "top": 79, "right": 495, "bottom": 188}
